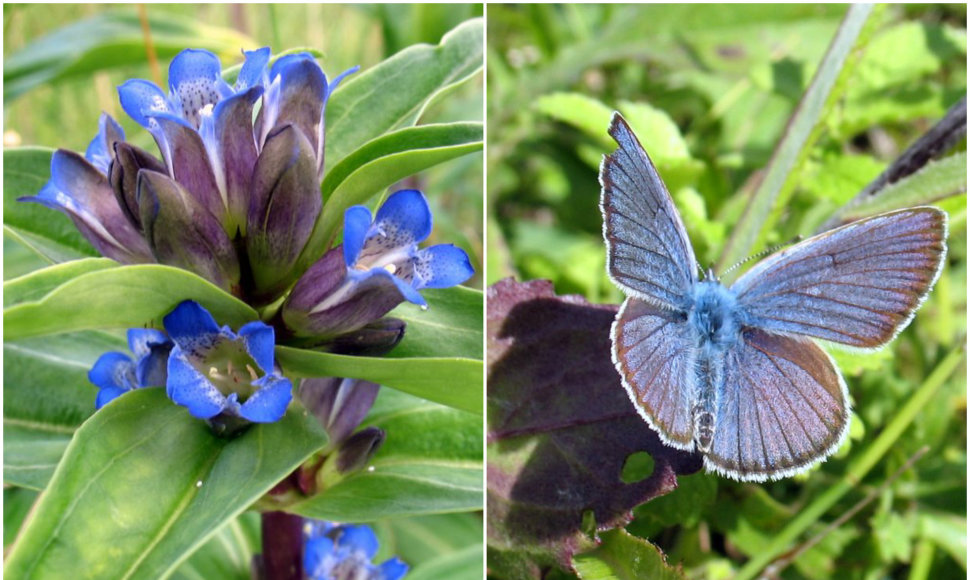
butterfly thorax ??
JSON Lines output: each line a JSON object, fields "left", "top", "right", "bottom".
{"left": 687, "top": 281, "right": 742, "bottom": 352}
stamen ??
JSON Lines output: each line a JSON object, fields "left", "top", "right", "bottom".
{"left": 383, "top": 263, "right": 397, "bottom": 274}
{"left": 208, "top": 366, "right": 220, "bottom": 378}
{"left": 246, "top": 364, "right": 259, "bottom": 382}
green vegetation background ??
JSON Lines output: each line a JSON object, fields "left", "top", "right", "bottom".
{"left": 487, "top": 4, "right": 966, "bottom": 579}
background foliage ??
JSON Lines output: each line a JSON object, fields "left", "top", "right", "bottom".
{"left": 487, "top": 5, "right": 966, "bottom": 579}
{"left": 3, "top": 4, "right": 484, "bottom": 579}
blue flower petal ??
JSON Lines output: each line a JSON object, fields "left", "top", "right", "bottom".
{"left": 414, "top": 244, "right": 474, "bottom": 289}
{"left": 118, "top": 79, "right": 172, "bottom": 129}
{"left": 239, "top": 374, "right": 292, "bottom": 423}
{"left": 304, "top": 536, "right": 336, "bottom": 578}
{"left": 85, "top": 114, "right": 125, "bottom": 173}
{"left": 268, "top": 52, "right": 316, "bottom": 81}
{"left": 343, "top": 205, "right": 373, "bottom": 266}
{"left": 168, "top": 49, "right": 232, "bottom": 127}
{"left": 163, "top": 301, "right": 222, "bottom": 354}
{"left": 374, "top": 189, "right": 432, "bottom": 245}
{"left": 379, "top": 557, "right": 409, "bottom": 580}
{"left": 95, "top": 385, "right": 130, "bottom": 409}
{"left": 127, "top": 328, "right": 170, "bottom": 358}
{"left": 326, "top": 65, "right": 360, "bottom": 97}
{"left": 166, "top": 347, "right": 226, "bottom": 419}
{"left": 238, "top": 321, "right": 276, "bottom": 374}
{"left": 339, "top": 525, "right": 380, "bottom": 559}
{"left": 235, "top": 47, "right": 270, "bottom": 91}
{"left": 89, "top": 352, "right": 136, "bottom": 390}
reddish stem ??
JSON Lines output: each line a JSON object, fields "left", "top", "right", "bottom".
{"left": 261, "top": 511, "right": 304, "bottom": 580}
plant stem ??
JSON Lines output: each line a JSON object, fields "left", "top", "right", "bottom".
{"left": 261, "top": 511, "right": 304, "bottom": 580}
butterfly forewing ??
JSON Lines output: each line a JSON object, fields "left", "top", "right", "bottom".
{"left": 600, "top": 113, "right": 697, "bottom": 310}
{"left": 732, "top": 208, "right": 947, "bottom": 349}
{"left": 706, "top": 328, "right": 849, "bottom": 481}
{"left": 612, "top": 298, "right": 696, "bottom": 449}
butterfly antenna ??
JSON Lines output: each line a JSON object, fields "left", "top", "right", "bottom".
{"left": 721, "top": 234, "right": 804, "bottom": 276}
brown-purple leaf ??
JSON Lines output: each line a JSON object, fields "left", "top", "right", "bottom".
{"left": 487, "top": 278, "right": 702, "bottom": 577}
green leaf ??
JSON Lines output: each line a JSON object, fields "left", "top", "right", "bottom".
{"left": 3, "top": 147, "right": 98, "bottom": 262}
{"left": 4, "top": 11, "right": 254, "bottom": 101}
{"left": 377, "top": 512, "right": 484, "bottom": 567}
{"left": 836, "top": 152, "right": 968, "bottom": 222}
{"left": 3, "top": 232, "right": 58, "bottom": 281}
{"left": 573, "top": 529, "right": 686, "bottom": 580}
{"left": 4, "top": 263, "right": 258, "bottom": 340}
{"left": 388, "top": 287, "right": 483, "bottom": 360}
{"left": 3, "top": 389, "right": 327, "bottom": 579}
{"left": 3, "top": 257, "right": 116, "bottom": 308}
{"left": 324, "top": 18, "right": 484, "bottom": 170}
{"left": 276, "top": 347, "right": 482, "bottom": 414}
{"left": 4, "top": 487, "right": 39, "bottom": 549}
{"left": 4, "top": 331, "right": 119, "bottom": 489}
{"left": 919, "top": 511, "right": 967, "bottom": 571}
{"left": 718, "top": 4, "right": 880, "bottom": 270}
{"left": 304, "top": 122, "right": 483, "bottom": 261}
{"left": 534, "top": 92, "right": 615, "bottom": 148}
{"left": 289, "top": 389, "right": 482, "bottom": 521}
{"left": 171, "top": 512, "right": 260, "bottom": 580}
{"left": 407, "top": 544, "right": 485, "bottom": 580}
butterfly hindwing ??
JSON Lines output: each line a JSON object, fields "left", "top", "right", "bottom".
{"left": 705, "top": 328, "right": 849, "bottom": 481}
{"left": 600, "top": 113, "right": 697, "bottom": 310}
{"left": 612, "top": 297, "right": 697, "bottom": 450}
{"left": 732, "top": 208, "right": 947, "bottom": 349}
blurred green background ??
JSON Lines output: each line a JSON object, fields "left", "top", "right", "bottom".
{"left": 3, "top": 4, "right": 483, "bottom": 579}
{"left": 488, "top": 4, "right": 966, "bottom": 579}
{"left": 3, "top": 3, "right": 484, "bottom": 289}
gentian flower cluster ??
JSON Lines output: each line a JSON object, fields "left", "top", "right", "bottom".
{"left": 29, "top": 48, "right": 473, "bottom": 442}
{"left": 23, "top": 47, "right": 356, "bottom": 302}
{"left": 304, "top": 520, "right": 408, "bottom": 580}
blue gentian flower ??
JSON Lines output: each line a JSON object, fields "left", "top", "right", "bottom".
{"left": 303, "top": 520, "right": 408, "bottom": 580}
{"left": 88, "top": 329, "right": 173, "bottom": 408}
{"left": 163, "top": 300, "right": 292, "bottom": 423}
{"left": 282, "top": 189, "right": 474, "bottom": 339}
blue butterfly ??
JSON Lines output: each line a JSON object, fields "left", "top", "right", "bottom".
{"left": 600, "top": 113, "right": 948, "bottom": 482}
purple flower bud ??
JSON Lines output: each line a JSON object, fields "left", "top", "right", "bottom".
{"left": 246, "top": 124, "right": 321, "bottom": 300}
{"left": 299, "top": 377, "right": 380, "bottom": 447}
{"left": 335, "top": 426, "right": 386, "bottom": 475}
{"left": 137, "top": 170, "right": 241, "bottom": 294}
{"left": 19, "top": 114, "right": 153, "bottom": 264}
{"left": 326, "top": 318, "right": 407, "bottom": 356}
{"left": 108, "top": 141, "right": 167, "bottom": 231}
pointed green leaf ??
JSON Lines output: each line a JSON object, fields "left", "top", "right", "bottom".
{"left": 4, "top": 331, "right": 117, "bottom": 489}
{"left": 324, "top": 18, "right": 483, "bottom": 170}
{"left": 388, "top": 287, "right": 482, "bottom": 360}
{"left": 4, "top": 389, "right": 327, "bottom": 579}
{"left": 277, "top": 347, "right": 481, "bottom": 414}
{"left": 4, "top": 11, "right": 254, "bottom": 101}
{"left": 4, "top": 264, "right": 257, "bottom": 340}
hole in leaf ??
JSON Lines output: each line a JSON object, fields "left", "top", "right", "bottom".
{"left": 621, "top": 451, "right": 654, "bottom": 483}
